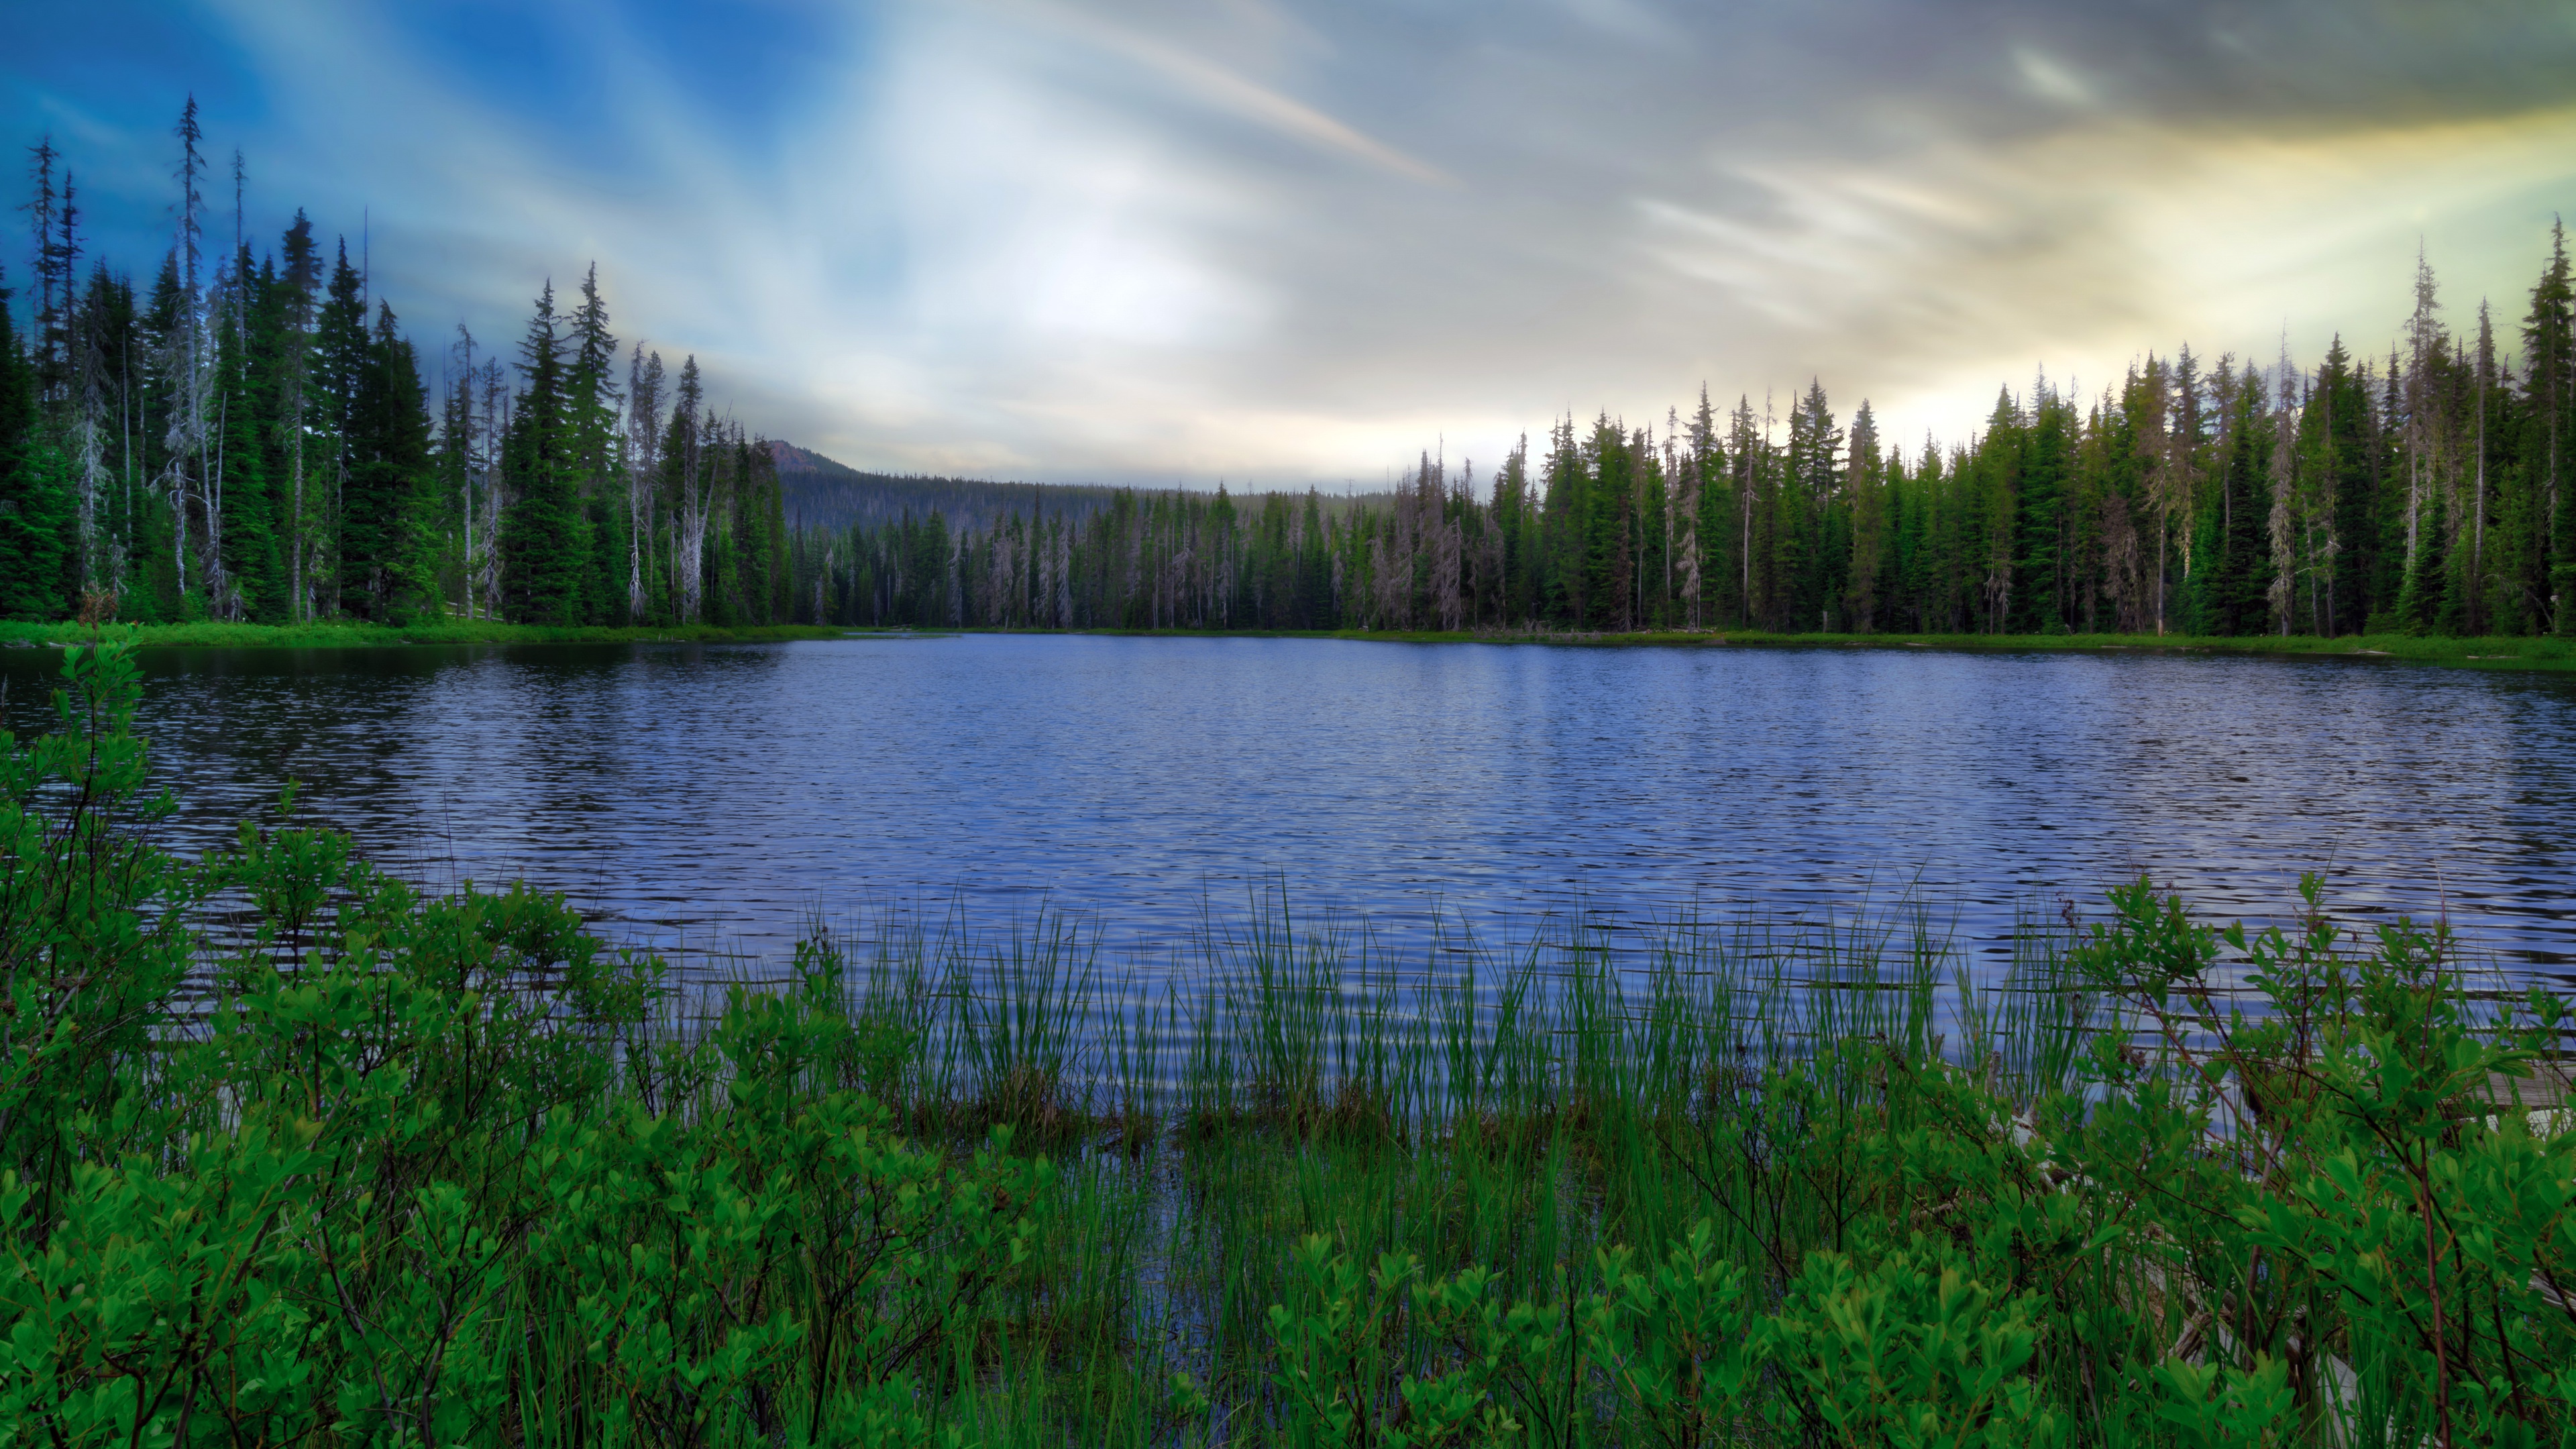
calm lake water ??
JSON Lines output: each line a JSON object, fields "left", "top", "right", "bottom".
{"left": 10, "top": 635, "right": 2573, "bottom": 983}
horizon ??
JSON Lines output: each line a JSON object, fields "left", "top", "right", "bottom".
{"left": 8, "top": 1, "right": 2573, "bottom": 490}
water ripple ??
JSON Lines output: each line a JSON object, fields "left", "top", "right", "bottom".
{"left": 20, "top": 636, "right": 2571, "bottom": 984}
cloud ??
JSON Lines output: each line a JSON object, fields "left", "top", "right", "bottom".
{"left": 1009, "top": 0, "right": 1453, "bottom": 186}
{"left": 2012, "top": 46, "right": 2098, "bottom": 109}
{"left": 11, "top": 0, "right": 2575, "bottom": 484}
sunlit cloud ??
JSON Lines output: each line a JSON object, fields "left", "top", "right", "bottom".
{"left": 6, "top": 1, "right": 2572, "bottom": 485}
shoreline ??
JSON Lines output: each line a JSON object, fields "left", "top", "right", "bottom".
{"left": 1304, "top": 625, "right": 2576, "bottom": 671}
{"left": 1, "top": 618, "right": 2569, "bottom": 672}
{"left": 0, "top": 620, "right": 850, "bottom": 649}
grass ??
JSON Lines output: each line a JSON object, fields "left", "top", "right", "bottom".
{"left": 0, "top": 618, "right": 851, "bottom": 649}
{"left": 891, "top": 624, "right": 2576, "bottom": 673}
{"left": 6, "top": 640, "right": 2575, "bottom": 1446}
{"left": 6, "top": 617, "right": 2571, "bottom": 674}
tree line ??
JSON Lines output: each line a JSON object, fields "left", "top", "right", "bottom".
{"left": 0, "top": 103, "right": 790, "bottom": 629}
{"left": 5, "top": 105, "right": 2571, "bottom": 637}
{"left": 815, "top": 233, "right": 2574, "bottom": 639}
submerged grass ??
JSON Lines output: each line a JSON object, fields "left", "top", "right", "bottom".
{"left": 5, "top": 639, "right": 2574, "bottom": 1446}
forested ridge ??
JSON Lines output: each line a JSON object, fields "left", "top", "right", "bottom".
{"left": 770, "top": 444, "right": 1142, "bottom": 537}
{"left": 6, "top": 107, "right": 2573, "bottom": 639}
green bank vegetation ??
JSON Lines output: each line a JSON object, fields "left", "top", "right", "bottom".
{"left": 1084, "top": 625, "right": 2576, "bottom": 673}
{"left": 0, "top": 619, "right": 846, "bottom": 650}
{"left": 4, "top": 620, "right": 2574, "bottom": 679}
{"left": 5, "top": 639, "right": 2575, "bottom": 1446}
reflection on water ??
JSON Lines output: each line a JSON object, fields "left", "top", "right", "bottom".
{"left": 9, "top": 635, "right": 2571, "bottom": 983}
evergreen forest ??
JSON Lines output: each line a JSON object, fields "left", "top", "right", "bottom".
{"left": 7, "top": 108, "right": 2575, "bottom": 640}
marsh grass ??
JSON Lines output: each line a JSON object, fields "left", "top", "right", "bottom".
{"left": 0, "top": 619, "right": 849, "bottom": 649}
{"left": 8, "top": 620, "right": 2573, "bottom": 678}
{"left": 6, "top": 640, "right": 2573, "bottom": 1446}
{"left": 627, "top": 879, "right": 2565, "bottom": 1446}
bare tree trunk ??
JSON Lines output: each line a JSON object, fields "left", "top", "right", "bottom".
{"left": 625, "top": 346, "right": 663, "bottom": 621}
{"left": 2155, "top": 523, "right": 2165, "bottom": 635}
{"left": 209, "top": 388, "right": 228, "bottom": 615}
{"left": 2267, "top": 354, "right": 2300, "bottom": 635}
{"left": 679, "top": 417, "right": 710, "bottom": 625}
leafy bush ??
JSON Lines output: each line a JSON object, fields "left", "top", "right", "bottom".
{"left": 0, "top": 643, "right": 1045, "bottom": 1446}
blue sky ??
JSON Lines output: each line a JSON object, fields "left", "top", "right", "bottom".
{"left": 8, "top": 1, "right": 2575, "bottom": 486}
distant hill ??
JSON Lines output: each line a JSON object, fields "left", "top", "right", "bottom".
{"left": 769, "top": 443, "right": 1130, "bottom": 533}
{"left": 769, "top": 443, "right": 1397, "bottom": 533}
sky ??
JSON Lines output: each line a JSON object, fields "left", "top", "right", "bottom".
{"left": 7, "top": 0, "right": 2575, "bottom": 488}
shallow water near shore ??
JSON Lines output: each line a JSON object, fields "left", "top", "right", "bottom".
{"left": 12, "top": 633, "right": 2573, "bottom": 983}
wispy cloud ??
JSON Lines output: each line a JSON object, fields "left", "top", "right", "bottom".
{"left": 7, "top": 0, "right": 2573, "bottom": 483}
{"left": 1009, "top": 0, "right": 1454, "bottom": 186}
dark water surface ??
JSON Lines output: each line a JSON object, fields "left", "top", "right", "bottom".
{"left": 11, "top": 635, "right": 2572, "bottom": 980}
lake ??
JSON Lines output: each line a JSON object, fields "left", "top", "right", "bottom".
{"left": 13, "top": 635, "right": 2573, "bottom": 983}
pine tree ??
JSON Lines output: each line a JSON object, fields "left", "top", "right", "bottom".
{"left": 2265, "top": 345, "right": 2304, "bottom": 635}
{"left": 25, "top": 136, "right": 78, "bottom": 408}
{"left": 566, "top": 264, "right": 621, "bottom": 623}
{"left": 271, "top": 213, "right": 321, "bottom": 619}
{"left": 212, "top": 250, "right": 283, "bottom": 619}
{"left": 1682, "top": 388, "right": 1717, "bottom": 629}
{"left": 2310, "top": 337, "right": 2374, "bottom": 634}
{"left": 1585, "top": 415, "right": 1631, "bottom": 630}
{"left": 1974, "top": 387, "right": 2023, "bottom": 633}
{"left": 2458, "top": 303, "right": 2506, "bottom": 635}
{"left": 2011, "top": 380, "right": 2073, "bottom": 633}
{"left": 436, "top": 327, "right": 478, "bottom": 617}
{"left": 312, "top": 240, "right": 367, "bottom": 612}
{"left": 1782, "top": 381, "right": 1838, "bottom": 630}
{"left": 338, "top": 302, "right": 431, "bottom": 619}
{"left": 2198, "top": 366, "right": 2273, "bottom": 635}
{"left": 0, "top": 288, "right": 72, "bottom": 618}
{"left": 1845, "top": 400, "right": 1885, "bottom": 631}
{"left": 1540, "top": 415, "right": 1585, "bottom": 625}
{"left": 499, "top": 283, "right": 588, "bottom": 624}
{"left": 165, "top": 96, "right": 211, "bottom": 614}
{"left": 2521, "top": 219, "right": 2576, "bottom": 633}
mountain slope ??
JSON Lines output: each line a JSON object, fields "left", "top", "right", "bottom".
{"left": 769, "top": 443, "right": 1130, "bottom": 533}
